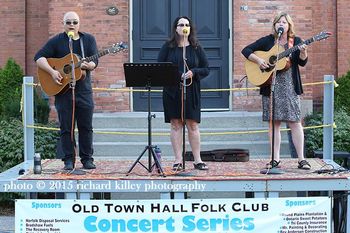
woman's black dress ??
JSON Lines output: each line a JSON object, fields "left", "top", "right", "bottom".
{"left": 157, "top": 43, "right": 209, "bottom": 123}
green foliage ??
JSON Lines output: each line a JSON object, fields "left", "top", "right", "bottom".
{"left": 304, "top": 108, "right": 350, "bottom": 157}
{"left": 304, "top": 112, "right": 323, "bottom": 157}
{"left": 0, "top": 118, "right": 59, "bottom": 173}
{"left": 0, "top": 193, "right": 23, "bottom": 208}
{"left": 1, "top": 92, "right": 22, "bottom": 120}
{"left": 34, "top": 122, "right": 59, "bottom": 158}
{"left": 0, "top": 119, "right": 24, "bottom": 172}
{"left": 0, "top": 58, "right": 50, "bottom": 123}
{"left": 0, "top": 58, "right": 23, "bottom": 118}
{"left": 334, "top": 71, "right": 350, "bottom": 114}
{"left": 34, "top": 91, "right": 50, "bottom": 124}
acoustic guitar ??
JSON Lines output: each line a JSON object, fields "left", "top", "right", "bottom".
{"left": 244, "top": 31, "right": 331, "bottom": 87}
{"left": 37, "top": 42, "right": 127, "bottom": 96}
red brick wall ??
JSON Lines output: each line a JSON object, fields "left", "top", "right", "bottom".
{"left": 0, "top": 0, "right": 25, "bottom": 69}
{"left": 337, "top": 0, "right": 350, "bottom": 76}
{"left": 25, "top": 0, "right": 49, "bottom": 77}
{"left": 0, "top": 0, "right": 348, "bottom": 115}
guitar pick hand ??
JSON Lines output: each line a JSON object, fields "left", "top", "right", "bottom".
{"left": 257, "top": 58, "right": 269, "bottom": 70}
{"left": 51, "top": 70, "right": 63, "bottom": 85}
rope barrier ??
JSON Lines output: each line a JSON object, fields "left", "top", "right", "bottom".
{"left": 27, "top": 80, "right": 337, "bottom": 93}
{"left": 26, "top": 123, "right": 335, "bottom": 136}
{"left": 23, "top": 79, "right": 337, "bottom": 137}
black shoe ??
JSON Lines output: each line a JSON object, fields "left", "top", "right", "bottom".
{"left": 82, "top": 160, "right": 96, "bottom": 169}
{"left": 172, "top": 163, "right": 183, "bottom": 171}
{"left": 193, "top": 162, "right": 209, "bottom": 170}
{"left": 64, "top": 160, "right": 74, "bottom": 170}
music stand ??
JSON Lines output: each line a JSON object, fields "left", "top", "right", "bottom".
{"left": 124, "top": 62, "right": 179, "bottom": 176}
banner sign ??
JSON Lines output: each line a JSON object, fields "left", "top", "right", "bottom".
{"left": 16, "top": 197, "right": 331, "bottom": 233}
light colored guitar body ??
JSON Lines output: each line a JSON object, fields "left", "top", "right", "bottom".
{"left": 37, "top": 54, "right": 83, "bottom": 96}
{"left": 244, "top": 44, "right": 287, "bottom": 87}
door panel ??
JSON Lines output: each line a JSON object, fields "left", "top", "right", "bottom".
{"left": 132, "top": 0, "right": 229, "bottom": 111}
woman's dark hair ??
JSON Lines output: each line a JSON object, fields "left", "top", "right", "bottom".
{"left": 168, "top": 16, "right": 199, "bottom": 48}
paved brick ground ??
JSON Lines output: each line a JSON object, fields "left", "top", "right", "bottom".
{"left": 0, "top": 216, "right": 15, "bottom": 232}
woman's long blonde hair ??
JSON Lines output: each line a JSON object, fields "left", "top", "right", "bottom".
{"left": 272, "top": 12, "right": 295, "bottom": 38}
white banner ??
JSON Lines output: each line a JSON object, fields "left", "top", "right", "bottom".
{"left": 16, "top": 197, "right": 331, "bottom": 233}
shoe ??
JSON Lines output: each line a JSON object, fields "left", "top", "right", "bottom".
{"left": 266, "top": 160, "right": 281, "bottom": 169}
{"left": 298, "top": 160, "right": 311, "bottom": 170}
{"left": 63, "top": 160, "right": 74, "bottom": 170}
{"left": 82, "top": 160, "right": 96, "bottom": 169}
{"left": 172, "top": 163, "right": 183, "bottom": 171}
{"left": 193, "top": 162, "right": 209, "bottom": 170}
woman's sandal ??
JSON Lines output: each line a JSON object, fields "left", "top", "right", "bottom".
{"left": 266, "top": 160, "right": 281, "bottom": 169}
{"left": 193, "top": 162, "right": 209, "bottom": 170}
{"left": 172, "top": 163, "right": 183, "bottom": 171}
{"left": 298, "top": 160, "right": 311, "bottom": 170}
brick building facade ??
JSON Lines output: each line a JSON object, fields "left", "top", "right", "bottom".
{"left": 0, "top": 0, "right": 348, "bottom": 117}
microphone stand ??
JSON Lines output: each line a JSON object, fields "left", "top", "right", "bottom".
{"left": 67, "top": 34, "right": 85, "bottom": 175}
{"left": 181, "top": 34, "right": 187, "bottom": 170}
{"left": 260, "top": 34, "right": 284, "bottom": 175}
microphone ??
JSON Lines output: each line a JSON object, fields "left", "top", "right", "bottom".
{"left": 67, "top": 31, "right": 74, "bottom": 41}
{"left": 182, "top": 27, "right": 189, "bottom": 36}
{"left": 277, "top": 27, "right": 284, "bottom": 38}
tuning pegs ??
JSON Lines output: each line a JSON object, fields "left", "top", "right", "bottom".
{"left": 118, "top": 41, "right": 128, "bottom": 49}
{"left": 322, "top": 31, "right": 332, "bottom": 37}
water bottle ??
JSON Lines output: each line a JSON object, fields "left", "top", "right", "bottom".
{"left": 33, "top": 153, "right": 42, "bottom": 174}
{"left": 154, "top": 146, "right": 162, "bottom": 168}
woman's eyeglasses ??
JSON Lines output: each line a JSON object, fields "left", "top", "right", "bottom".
{"left": 177, "top": 23, "right": 190, "bottom": 27}
{"left": 65, "top": 21, "right": 79, "bottom": 25}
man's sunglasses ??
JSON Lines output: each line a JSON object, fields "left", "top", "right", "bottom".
{"left": 65, "top": 21, "right": 79, "bottom": 25}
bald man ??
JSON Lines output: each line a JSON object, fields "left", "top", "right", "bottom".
{"left": 35, "top": 11, "right": 98, "bottom": 170}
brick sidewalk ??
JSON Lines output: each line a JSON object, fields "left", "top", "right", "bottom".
{"left": 0, "top": 216, "right": 15, "bottom": 233}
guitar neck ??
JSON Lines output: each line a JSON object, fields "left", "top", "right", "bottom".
{"left": 278, "top": 37, "right": 315, "bottom": 60}
{"left": 77, "top": 49, "right": 110, "bottom": 66}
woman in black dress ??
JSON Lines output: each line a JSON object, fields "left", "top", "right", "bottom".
{"left": 242, "top": 12, "right": 311, "bottom": 170}
{"left": 157, "top": 16, "right": 210, "bottom": 171}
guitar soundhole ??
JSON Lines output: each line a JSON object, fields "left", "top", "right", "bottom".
{"left": 63, "top": 64, "right": 72, "bottom": 74}
{"left": 269, "top": 55, "right": 277, "bottom": 65}
{"left": 261, "top": 55, "right": 276, "bottom": 72}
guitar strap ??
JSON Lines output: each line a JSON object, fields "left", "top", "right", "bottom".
{"left": 287, "top": 37, "right": 294, "bottom": 60}
{"left": 80, "top": 37, "right": 85, "bottom": 58}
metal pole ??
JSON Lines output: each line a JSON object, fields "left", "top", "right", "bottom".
{"left": 323, "top": 75, "right": 334, "bottom": 160}
{"left": 23, "top": 76, "right": 35, "bottom": 162}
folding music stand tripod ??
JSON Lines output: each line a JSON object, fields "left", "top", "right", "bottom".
{"left": 124, "top": 62, "right": 179, "bottom": 176}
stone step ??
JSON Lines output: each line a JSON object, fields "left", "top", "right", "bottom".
{"left": 92, "top": 140, "right": 291, "bottom": 159}
{"left": 91, "top": 111, "right": 292, "bottom": 159}
{"left": 92, "top": 127, "right": 283, "bottom": 142}
{"left": 92, "top": 112, "right": 267, "bottom": 129}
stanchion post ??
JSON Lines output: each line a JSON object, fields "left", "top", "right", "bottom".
{"left": 23, "top": 76, "right": 35, "bottom": 162}
{"left": 323, "top": 75, "right": 334, "bottom": 161}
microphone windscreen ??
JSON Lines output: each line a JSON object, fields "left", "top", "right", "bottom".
{"left": 277, "top": 27, "right": 284, "bottom": 34}
{"left": 183, "top": 27, "right": 189, "bottom": 35}
{"left": 67, "top": 31, "right": 74, "bottom": 38}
